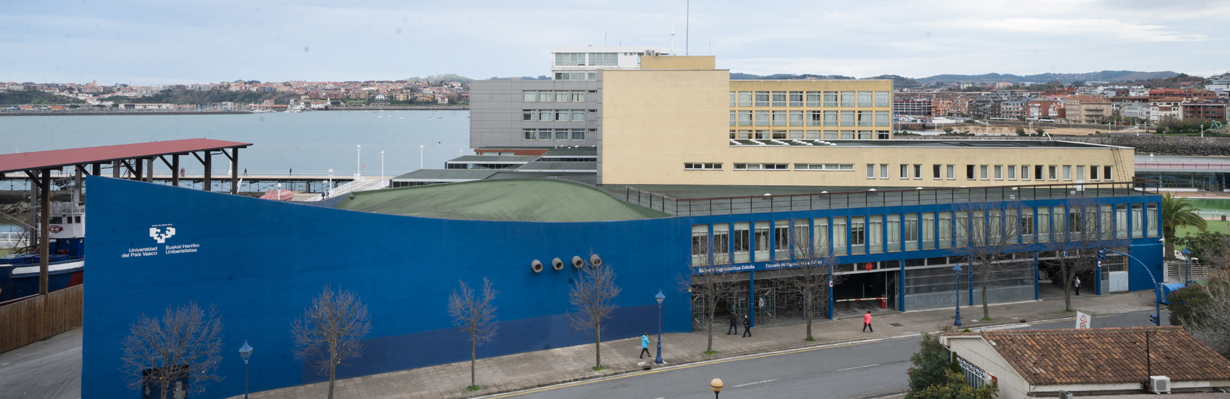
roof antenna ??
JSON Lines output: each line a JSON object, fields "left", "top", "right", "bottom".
{"left": 685, "top": 0, "right": 689, "bottom": 56}
{"left": 669, "top": 6, "right": 675, "bottom": 55}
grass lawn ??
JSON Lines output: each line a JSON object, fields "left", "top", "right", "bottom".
{"left": 1174, "top": 220, "right": 1230, "bottom": 252}
{"left": 0, "top": 248, "right": 11, "bottom": 257}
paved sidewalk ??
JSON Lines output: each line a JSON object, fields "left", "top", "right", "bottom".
{"left": 238, "top": 291, "right": 1156, "bottom": 399}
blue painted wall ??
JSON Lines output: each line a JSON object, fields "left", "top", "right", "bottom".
{"left": 82, "top": 177, "right": 691, "bottom": 398}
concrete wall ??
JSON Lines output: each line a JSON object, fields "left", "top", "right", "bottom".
{"left": 82, "top": 177, "right": 690, "bottom": 399}
{"left": 641, "top": 55, "right": 716, "bottom": 70}
{"left": 944, "top": 336, "right": 1031, "bottom": 399}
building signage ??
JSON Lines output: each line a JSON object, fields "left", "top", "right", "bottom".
{"left": 121, "top": 223, "right": 202, "bottom": 259}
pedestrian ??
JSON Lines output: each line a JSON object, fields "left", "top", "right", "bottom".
{"left": 243, "top": 168, "right": 247, "bottom": 176}
{"left": 289, "top": 168, "right": 293, "bottom": 176}
{"left": 862, "top": 311, "right": 874, "bottom": 333}
{"left": 727, "top": 311, "right": 738, "bottom": 335}
{"left": 1074, "top": 276, "right": 1081, "bottom": 296}
{"left": 639, "top": 332, "right": 651, "bottom": 359}
{"left": 741, "top": 314, "right": 752, "bottom": 338}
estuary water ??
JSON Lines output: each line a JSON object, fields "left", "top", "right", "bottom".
{"left": 0, "top": 109, "right": 471, "bottom": 177}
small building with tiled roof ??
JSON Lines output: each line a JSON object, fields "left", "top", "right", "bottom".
{"left": 940, "top": 327, "right": 1230, "bottom": 398}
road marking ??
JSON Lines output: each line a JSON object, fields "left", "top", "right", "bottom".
{"left": 733, "top": 379, "right": 777, "bottom": 388}
{"left": 835, "top": 364, "right": 880, "bottom": 372}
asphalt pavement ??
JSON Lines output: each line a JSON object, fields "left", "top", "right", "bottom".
{"left": 0, "top": 327, "right": 82, "bottom": 399}
{"left": 488, "top": 310, "right": 1171, "bottom": 399}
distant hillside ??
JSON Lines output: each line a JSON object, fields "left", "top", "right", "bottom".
{"left": 864, "top": 74, "right": 920, "bottom": 88}
{"left": 917, "top": 70, "right": 1179, "bottom": 84}
{"left": 99, "top": 89, "right": 300, "bottom": 105}
{"left": 730, "top": 73, "right": 855, "bottom": 80}
{"left": 0, "top": 90, "right": 83, "bottom": 105}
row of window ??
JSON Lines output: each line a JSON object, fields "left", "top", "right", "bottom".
{"left": 523, "top": 90, "right": 589, "bottom": 102}
{"left": 863, "top": 164, "right": 1116, "bottom": 182}
{"left": 554, "top": 52, "right": 618, "bottom": 67}
{"left": 730, "top": 110, "right": 891, "bottom": 127}
{"left": 685, "top": 163, "right": 855, "bottom": 171}
{"left": 523, "top": 128, "right": 587, "bottom": 140}
{"left": 690, "top": 204, "right": 1159, "bottom": 264}
{"left": 730, "top": 91, "right": 890, "bottom": 108}
{"left": 555, "top": 72, "right": 597, "bottom": 80}
{"left": 523, "top": 109, "right": 588, "bottom": 122}
{"left": 730, "top": 130, "right": 891, "bottom": 140}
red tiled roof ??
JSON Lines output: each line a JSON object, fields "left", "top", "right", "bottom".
{"left": 0, "top": 139, "right": 251, "bottom": 174}
{"left": 981, "top": 327, "right": 1230, "bottom": 386}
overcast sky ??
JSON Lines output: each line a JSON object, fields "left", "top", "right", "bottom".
{"left": 3, "top": 0, "right": 1227, "bottom": 85}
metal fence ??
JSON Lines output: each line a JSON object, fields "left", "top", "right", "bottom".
{"left": 626, "top": 180, "right": 1158, "bottom": 216}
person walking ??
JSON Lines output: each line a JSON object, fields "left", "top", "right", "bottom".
{"left": 1074, "top": 276, "right": 1081, "bottom": 296}
{"left": 727, "top": 311, "right": 738, "bottom": 335}
{"left": 741, "top": 314, "right": 752, "bottom": 338}
{"left": 862, "top": 311, "right": 874, "bottom": 333}
{"left": 639, "top": 333, "right": 651, "bottom": 359}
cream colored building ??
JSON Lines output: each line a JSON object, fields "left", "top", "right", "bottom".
{"left": 599, "top": 56, "right": 1134, "bottom": 187}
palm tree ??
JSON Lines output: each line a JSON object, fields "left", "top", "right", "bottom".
{"left": 1162, "top": 193, "right": 1207, "bottom": 258}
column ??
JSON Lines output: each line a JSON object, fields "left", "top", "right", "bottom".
{"left": 203, "top": 151, "right": 212, "bottom": 192}
{"left": 38, "top": 169, "right": 50, "bottom": 295}
{"left": 230, "top": 148, "right": 239, "bottom": 195}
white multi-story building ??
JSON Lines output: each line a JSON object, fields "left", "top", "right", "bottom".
{"left": 1121, "top": 103, "right": 1150, "bottom": 121}
{"left": 549, "top": 46, "right": 669, "bottom": 80}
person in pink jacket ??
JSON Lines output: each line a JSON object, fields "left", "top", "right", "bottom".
{"left": 862, "top": 311, "right": 873, "bottom": 333}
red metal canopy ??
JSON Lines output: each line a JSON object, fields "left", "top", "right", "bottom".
{"left": 0, "top": 138, "right": 252, "bottom": 174}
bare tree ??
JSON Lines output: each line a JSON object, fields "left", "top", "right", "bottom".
{"left": 291, "top": 285, "right": 373, "bottom": 399}
{"left": 569, "top": 252, "right": 621, "bottom": 370}
{"left": 1051, "top": 199, "right": 1131, "bottom": 311}
{"left": 448, "top": 278, "right": 499, "bottom": 390}
{"left": 677, "top": 240, "right": 739, "bottom": 354}
{"left": 1180, "top": 282, "right": 1230, "bottom": 358}
{"left": 785, "top": 221, "right": 842, "bottom": 341}
{"left": 953, "top": 201, "right": 1027, "bottom": 320}
{"left": 120, "top": 302, "right": 225, "bottom": 399}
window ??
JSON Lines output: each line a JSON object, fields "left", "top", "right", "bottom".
{"left": 946, "top": 165, "right": 955, "bottom": 180}
{"left": 734, "top": 222, "right": 750, "bottom": 263}
{"left": 904, "top": 215, "right": 919, "bottom": 251}
{"left": 772, "top": 130, "right": 786, "bottom": 139}
{"left": 755, "top": 111, "right": 770, "bottom": 126}
{"left": 994, "top": 165, "right": 1002, "bottom": 180}
{"left": 859, "top": 130, "right": 874, "bottom": 140}
{"left": 774, "top": 220, "right": 791, "bottom": 260}
{"left": 1148, "top": 203, "right": 1159, "bottom": 236}
{"left": 1021, "top": 209, "right": 1034, "bottom": 243}
{"left": 851, "top": 216, "right": 866, "bottom": 254}
{"left": 841, "top": 111, "right": 855, "bottom": 126}
{"left": 869, "top": 215, "right": 884, "bottom": 254}
{"left": 889, "top": 215, "right": 903, "bottom": 252}
{"left": 1104, "top": 166, "right": 1113, "bottom": 180}
{"left": 556, "top": 91, "right": 570, "bottom": 102}
{"left": 1090, "top": 166, "right": 1099, "bottom": 180}
{"left": 555, "top": 110, "right": 570, "bottom": 121}
{"left": 824, "top": 111, "right": 838, "bottom": 126}
{"left": 922, "top": 213, "right": 935, "bottom": 250}
{"left": 877, "top": 131, "right": 890, "bottom": 140}
{"left": 1063, "top": 165, "right": 1072, "bottom": 180}
{"left": 841, "top": 130, "right": 855, "bottom": 139}
{"left": 914, "top": 164, "right": 923, "bottom": 179}
{"left": 555, "top": 129, "right": 568, "bottom": 140}
{"left": 1116, "top": 204, "right": 1128, "bottom": 238}
{"left": 730, "top": 91, "right": 736, "bottom": 107}
{"left": 734, "top": 163, "right": 789, "bottom": 170}
{"left": 824, "top": 91, "right": 838, "bottom": 107}
{"left": 1035, "top": 165, "right": 1044, "bottom": 181}
{"left": 572, "top": 110, "right": 585, "bottom": 120}
{"left": 1076, "top": 165, "right": 1085, "bottom": 181}
{"left": 806, "top": 130, "right": 821, "bottom": 139}
{"left": 1038, "top": 207, "right": 1051, "bottom": 243}
{"left": 789, "top": 92, "right": 804, "bottom": 107}
{"left": 538, "top": 130, "right": 552, "bottom": 140}
{"left": 795, "top": 163, "right": 854, "bottom": 171}
{"left": 875, "top": 111, "right": 890, "bottom": 126}
{"left": 684, "top": 163, "right": 722, "bottom": 170}
{"left": 588, "top": 53, "right": 617, "bottom": 66}
{"left": 1021, "top": 165, "right": 1030, "bottom": 180}
{"left": 841, "top": 91, "right": 855, "bottom": 107}
{"left": 938, "top": 212, "right": 952, "bottom": 249}
{"left": 966, "top": 165, "right": 975, "bottom": 180}
{"left": 857, "top": 111, "right": 873, "bottom": 126}
{"left": 867, "top": 164, "right": 877, "bottom": 179}
{"left": 1132, "top": 204, "right": 1143, "bottom": 238}
{"left": 738, "top": 110, "right": 753, "bottom": 126}
{"left": 772, "top": 91, "right": 787, "bottom": 107}
{"left": 875, "top": 91, "right": 890, "bottom": 107}
{"left": 572, "top": 91, "right": 585, "bottom": 102}
{"left": 691, "top": 225, "right": 709, "bottom": 263}
{"left": 523, "top": 90, "right": 538, "bottom": 102}
{"left": 772, "top": 111, "right": 788, "bottom": 126}
{"left": 789, "top": 111, "right": 804, "bottom": 126}
{"left": 858, "top": 91, "right": 872, "bottom": 107}
{"left": 737, "top": 130, "right": 752, "bottom": 139}
{"left": 881, "top": 164, "right": 889, "bottom": 180}
{"left": 738, "top": 91, "right": 752, "bottom": 107}
{"left": 538, "top": 92, "right": 554, "bottom": 103}
{"left": 1007, "top": 165, "right": 1016, "bottom": 180}
{"left": 523, "top": 129, "right": 536, "bottom": 140}
{"left": 806, "top": 92, "right": 822, "bottom": 107}
{"left": 571, "top": 129, "right": 585, "bottom": 140}
{"left": 814, "top": 219, "right": 830, "bottom": 255}
{"left": 755, "top": 130, "right": 769, "bottom": 139}
{"left": 714, "top": 224, "right": 729, "bottom": 255}
{"left": 730, "top": 111, "right": 736, "bottom": 126}
{"left": 789, "top": 130, "right": 804, "bottom": 139}
{"left": 833, "top": 218, "right": 847, "bottom": 255}
{"left": 808, "top": 111, "right": 823, "bottom": 126}
{"left": 523, "top": 110, "right": 535, "bottom": 121}
{"left": 980, "top": 165, "right": 989, "bottom": 180}
{"left": 555, "top": 53, "right": 585, "bottom": 66}
{"left": 539, "top": 110, "right": 553, "bottom": 121}
{"left": 755, "top": 91, "right": 769, "bottom": 107}
{"left": 900, "top": 164, "right": 910, "bottom": 179}
{"left": 1048, "top": 166, "right": 1058, "bottom": 180}
{"left": 824, "top": 131, "right": 838, "bottom": 140}
{"left": 754, "top": 222, "right": 771, "bottom": 260}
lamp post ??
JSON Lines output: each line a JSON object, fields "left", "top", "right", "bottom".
{"left": 276, "top": 183, "right": 281, "bottom": 201}
{"left": 327, "top": 169, "right": 333, "bottom": 191}
{"left": 953, "top": 263, "right": 963, "bottom": 327}
{"left": 710, "top": 378, "right": 723, "bottom": 399}
{"left": 655, "top": 290, "right": 665, "bottom": 365}
{"left": 238, "top": 340, "right": 253, "bottom": 399}
{"left": 1099, "top": 249, "right": 1163, "bottom": 326}
{"left": 1182, "top": 247, "right": 1191, "bottom": 286}
{"left": 419, "top": 144, "right": 425, "bottom": 170}
{"left": 380, "top": 150, "right": 385, "bottom": 188}
{"left": 356, "top": 145, "right": 361, "bottom": 179}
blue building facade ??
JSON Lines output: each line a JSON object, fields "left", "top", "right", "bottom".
{"left": 81, "top": 177, "right": 1164, "bottom": 398}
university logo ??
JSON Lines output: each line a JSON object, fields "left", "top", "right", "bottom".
{"left": 150, "top": 225, "right": 177, "bottom": 244}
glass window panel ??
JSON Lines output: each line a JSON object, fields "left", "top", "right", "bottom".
{"left": 790, "top": 111, "right": 805, "bottom": 126}
{"left": 773, "top": 111, "right": 788, "bottom": 126}
{"left": 858, "top": 91, "right": 872, "bottom": 107}
{"left": 841, "top": 91, "right": 855, "bottom": 107}
{"left": 824, "top": 91, "right": 838, "bottom": 107}
{"left": 870, "top": 215, "right": 884, "bottom": 254}
{"left": 875, "top": 91, "right": 890, "bottom": 107}
{"left": 738, "top": 91, "right": 752, "bottom": 107}
{"left": 841, "top": 111, "right": 855, "bottom": 126}
{"left": 523, "top": 91, "right": 537, "bottom": 102}
{"left": 774, "top": 220, "right": 791, "bottom": 261}
{"left": 814, "top": 218, "right": 830, "bottom": 255}
{"left": 772, "top": 91, "right": 787, "bottom": 107}
{"left": 755, "top": 91, "right": 769, "bottom": 107}
{"left": 833, "top": 218, "right": 847, "bottom": 256}
{"left": 851, "top": 216, "right": 866, "bottom": 255}
{"left": 756, "top": 111, "right": 770, "bottom": 126}
{"left": 754, "top": 222, "right": 771, "bottom": 260}
{"left": 807, "top": 92, "right": 822, "bottom": 107}
{"left": 920, "top": 213, "right": 934, "bottom": 250}
{"left": 734, "top": 222, "right": 750, "bottom": 263}
{"left": 538, "top": 91, "right": 553, "bottom": 102}
{"left": 789, "top": 92, "right": 804, "bottom": 107}
{"left": 938, "top": 212, "right": 952, "bottom": 249}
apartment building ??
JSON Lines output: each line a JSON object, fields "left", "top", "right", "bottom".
{"left": 1063, "top": 96, "right": 1111, "bottom": 124}
{"left": 1151, "top": 97, "right": 1185, "bottom": 122}
{"left": 1182, "top": 100, "right": 1228, "bottom": 122}
{"left": 1025, "top": 99, "right": 1063, "bottom": 120}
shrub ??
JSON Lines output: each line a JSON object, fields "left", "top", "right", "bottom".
{"left": 1169, "top": 286, "right": 1211, "bottom": 326}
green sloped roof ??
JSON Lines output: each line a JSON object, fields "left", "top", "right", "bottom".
{"left": 335, "top": 179, "right": 669, "bottom": 222}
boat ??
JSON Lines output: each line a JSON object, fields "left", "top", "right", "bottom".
{"left": 0, "top": 202, "right": 85, "bottom": 303}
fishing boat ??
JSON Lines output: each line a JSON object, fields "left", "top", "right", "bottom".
{"left": 0, "top": 202, "right": 85, "bottom": 303}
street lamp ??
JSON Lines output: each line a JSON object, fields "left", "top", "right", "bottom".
{"left": 710, "top": 378, "right": 723, "bottom": 399}
{"left": 419, "top": 144, "right": 425, "bottom": 170}
{"left": 238, "top": 340, "right": 253, "bottom": 399}
{"left": 654, "top": 290, "right": 665, "bottom": 365}
{"left": 953, "top": 263, "right": 963, "bottom": 327}
{"left": 276, "top": 183, "right": 282, "bottom": 201}
{"left": 327, "top": 169, "right": 333, "bottom": 191}
{"left": 1182, "top": 247, "right": 1191, "bottom": 286}
{"left": 380, "top": 150, "right": 385, "bottom": 188}
{"left": 356, "top": 145, "right": 361, "bottom": 179}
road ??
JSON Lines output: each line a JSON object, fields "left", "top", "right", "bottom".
{"left": 490, "top": 310, "right": 1170, "bottom": 399}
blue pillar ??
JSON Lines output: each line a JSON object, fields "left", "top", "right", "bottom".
{"left": 1095, "top": 255, "right": 1103, "bottom": 296}
{"left": 748, "top": 270, "right": 756, "bottom": 328}
{"left": 899, "top": 256, "right": 907, "bottom": 312}
{"left": 968, "top": 263, "right": 974, "bottom": 306}
{"left": 1033, "top": 251, "right": 1040, "bottom": 300}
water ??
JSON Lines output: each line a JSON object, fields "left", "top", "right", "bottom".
{"left": 1185, "top": 198, "right": 1230, "bottom": 219}
{"left": 0, "top": 110, "right": 471, "bottom": 177}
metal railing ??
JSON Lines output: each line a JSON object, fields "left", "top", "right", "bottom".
{"left": 1136, "top": 162, "right": 1230, "bottom": 171}
{"left": 626, "top": 180, "right": 1159, "bottom": 217}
